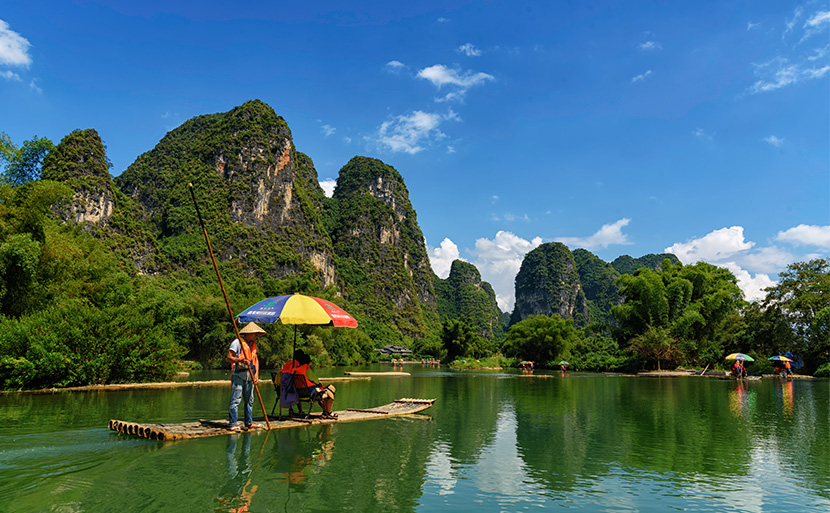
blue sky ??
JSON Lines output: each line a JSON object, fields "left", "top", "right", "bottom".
{"left": 2, "top": 1, "right": 828, "bottom": 310}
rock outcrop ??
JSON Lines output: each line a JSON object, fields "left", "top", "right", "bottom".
{"left": 511, "top": 242, "right": 589, "bottom": 326}
{"left": 41, "top": 129, "right": 115, "bottom": 227}
{"left": 114, "top": 100, "right": 337, "bottom": 285}
{"left": 328, "top": 156, "right": 439, "bottom": 338}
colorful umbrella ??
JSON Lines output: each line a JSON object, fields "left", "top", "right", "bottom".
{"left": 237, "top": 294, "right": 357, "bottom": 354}
{"left": 559, "top": 361, "right": 569, "bottom": 365}
{"left": 768, "top": 356, "right": 793, "bottom": 362}
{"left": 724, "top": 353, "right": 754, "bottom": 362}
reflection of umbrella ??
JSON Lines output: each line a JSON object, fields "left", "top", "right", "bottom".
{"left": 768, "top": 356, "right": 793, "bottom": 362}
{"left": 559, "top": 361, "right": 569, "bottom": 366}
{"left": 725, "top": 353, "right": 754, "bottom": 362}
{"left": 237, "top": 294, "right": 358, "bottom": 354}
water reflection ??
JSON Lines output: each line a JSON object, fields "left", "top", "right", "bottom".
{"left": 2, "top": 371, "right": 828, "bottom": 512}
{"left": 271, "top": 424, "right": 334, "bottom": 487}
{"left": 729, "top": 381, "right": 757, "bottom": 417}
{"left": 780, "top": 379, "right": 794, "bottom": 419}
{"left": 215, "top": 433, "right": 262, "bottom": 512}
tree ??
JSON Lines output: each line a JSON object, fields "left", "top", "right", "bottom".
{"left": 612, "top": 259, "right": 744, "bottom": 368}
{"left": 0, "top": 133, "right": 54, "bottom": 186}
{"left": 502, "top": 314, "right": 581, "bottom": 365}
{"left": 763, "top": 259, "right": 830, "bottom": 371}
{"left": 441, "top": 319, "right": 487, "bottom": 362}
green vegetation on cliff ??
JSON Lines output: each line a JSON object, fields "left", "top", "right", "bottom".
{"left": 435, "top": 260, "right": 505, "bottom": 339}
{"left": 328, "top": 156, "right": 439, "bottom": 342}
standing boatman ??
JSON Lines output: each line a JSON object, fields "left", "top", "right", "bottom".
{"left": 227, "top": 322, "right": 265, "bottom": 431}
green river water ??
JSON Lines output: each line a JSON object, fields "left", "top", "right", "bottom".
{"left": 1, "top": 366, "right": 827, "bottom": 512}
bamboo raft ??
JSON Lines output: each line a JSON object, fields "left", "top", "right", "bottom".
{"left": 343, "top": 371, "right": 410, "bottom": 376}
{"left": 109, "top": 398, "right": 435, "bottom": 441}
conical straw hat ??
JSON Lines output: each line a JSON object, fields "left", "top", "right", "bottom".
{"left": 239, "top": 322, "right": 266, "bottom": 335}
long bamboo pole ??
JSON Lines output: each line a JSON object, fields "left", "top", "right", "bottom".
{"left": 188, "top": 183, "right": 270, "bottom": 430}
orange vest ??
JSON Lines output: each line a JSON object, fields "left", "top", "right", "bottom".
{"left": 281, "top": 360, "right": 314, "bottom": 389}
{"left": 233, "top": 341, "right": 256, "bottom": 373}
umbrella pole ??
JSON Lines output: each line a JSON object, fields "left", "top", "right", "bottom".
{"left": 189, "top": 184, "right": 271, "bottom": 430}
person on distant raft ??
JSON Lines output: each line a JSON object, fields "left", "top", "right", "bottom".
{"left": 783, "top": 360, "right": 793, "bottom": 377}
{"left": 281, "top": 349, "right": 337, "bottom": 419}
{"left": 732, "top": 360, "right": 747, "bottom": 379}
{"left": 227, "top": 322, "right": 264, "bottom": 431}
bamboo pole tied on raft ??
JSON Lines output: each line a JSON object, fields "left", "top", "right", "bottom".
{"left": 188, "top": 183, "right": 271, "bottom": 430}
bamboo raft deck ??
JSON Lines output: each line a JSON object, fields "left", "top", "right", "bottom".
{"left": 109, "top": 398, "right": 435, "bottom": 441}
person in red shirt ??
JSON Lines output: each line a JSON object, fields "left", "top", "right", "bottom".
{"left": 282, "top": 350, "right": 337, "bottom": 418}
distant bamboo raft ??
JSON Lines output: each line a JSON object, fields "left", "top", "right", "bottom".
{"left": 109, "top": 398, "right": 435, "bottom": 441}
{"left": 343, "top": 371, "right": 410, "bottom": 376}
{"left": 3, "top": 376, "right": 367, "bottom": 395}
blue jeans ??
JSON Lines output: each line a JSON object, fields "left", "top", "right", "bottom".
{"left": 228, "top": 372, "right": 254, "bottom": 426}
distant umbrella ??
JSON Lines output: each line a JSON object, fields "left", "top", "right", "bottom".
{"left": 725, "top": 353, "right": 754, "bottom": 362}
{"left": 768, "top": 356, "right": 793, "bottom": 362}
{"left": 559, "top": 361, "right": 569, "bottom": 366}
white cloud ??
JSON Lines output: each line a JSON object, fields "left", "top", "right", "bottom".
{"left": 458, "top": 43, "right": 482, "bottom": 57}
{"left": 665, "top": 226, "right": 755, "bottom": 264}
{"left": 374, "top": 110, "right": 456, "bottom": 154}
{"left": 693, "top": 128, "right": 713, "bottom": 140}
{"left": 741, "top": 246, "right": 797, "bottom": 274}
{"left": 343, "top": 136, "right": 352, "bottom": 144}
{"left": 418, "top": 64, "right": 494, "bottom": 89}
{"left": 29, "top": 78, "right": 41, "bottom": 94}
{"left": 472, "top": 231, "right": 543, "bottom": 311}
{"left": 748, "top": 8, "right": 830, "bottom": 93}
{"left": 803, "top": 65, "right": 830, "bottom": 78}
{"left": 0, "top": 19, "right": 32, "bottom": 67}
{"left": 429, "top": 238, "right": 463, "bottom": 278}
{"left": 321, "top": 124, "right": 335, "bottom": 137}
{"left": 784, "top": 6, "right": 804, "bottom": 39}
{"left": 556, "top": 218, "right": 632, "bottom": 250}
{"left": 639, "top": 41, "right": 662, "bottom": 50}
{"left": 437, "top": 17, "right": 450, "bottom": 23}
{"left": 804, "top": 11, "right": 830, "bottom": 28}
{"left": 747, "top": 21, "right": 761, "bottom": 31}
{"left": 435, "top": 90, "right": 467, "bottom": 103}
{"left": 1, "top": 70, "right": 21, "bottom": 81}
{"left": 807, "top": 44, "right": 829, "bottom": 60}
{"left": 318, "top": 178, "right": 336, "bottom": 198}
{"left": 386, "top": 60, "right": 407, "bottom": 73}
{"left": 764, "top": 135, "right": 784, "bottom": 147}
{"left": 503, "top": 213, "right": 531, "bottom": 222}
{"left": 631, "top": 70, "right": 652, "bottom": 83}
{"left": 721, "top": 262, "right": 777, "bottom": 301}
{"left": 776, "top": 224, "right": 830, "bottom": 247}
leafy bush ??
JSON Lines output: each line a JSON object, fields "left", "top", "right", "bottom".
{"left": 814, "top": 362, "right": 830, "bottom": 378}
{"left": 0, "top": 299, "right": 184, "bottom": 390}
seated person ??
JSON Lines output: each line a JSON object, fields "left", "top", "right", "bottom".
{"left": 281, "top": 350, "right": 337, "bottom": 418}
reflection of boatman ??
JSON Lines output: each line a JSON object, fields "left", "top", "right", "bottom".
{"left": 215, "top": 433, "right": 258, "bottom": 512}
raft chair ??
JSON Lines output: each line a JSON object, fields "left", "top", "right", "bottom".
{"left": 269, "top": 371, "right": 317, "bottom": 419}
